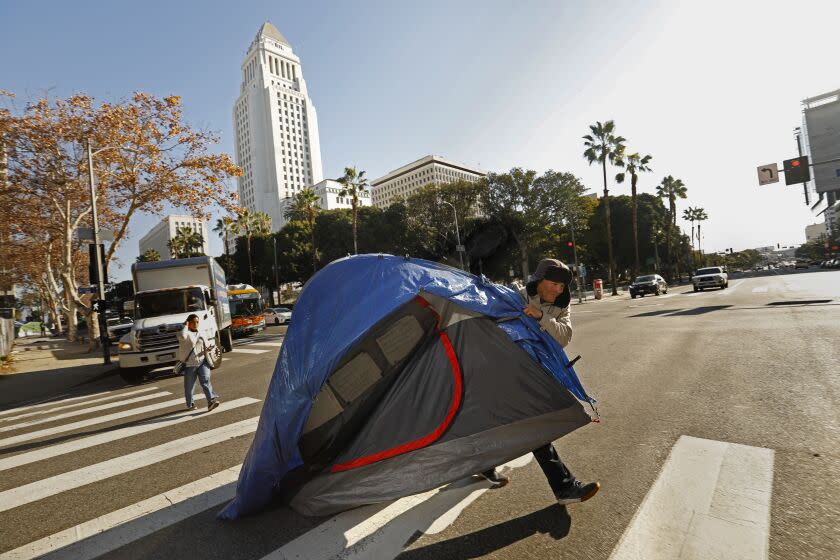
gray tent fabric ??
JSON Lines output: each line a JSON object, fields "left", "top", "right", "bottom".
{"left": 287, "top": 298, "right": 591, "bottom": 516}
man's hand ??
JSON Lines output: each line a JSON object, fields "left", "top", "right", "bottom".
{"left": 523, "top": 304, "right": 543, "bottom": 320}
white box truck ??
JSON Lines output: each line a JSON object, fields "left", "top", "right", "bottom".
{"left": 118, "top": 256, "right": 233, "bottom": 382}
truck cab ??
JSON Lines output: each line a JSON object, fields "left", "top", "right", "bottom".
{"left": 119, "top": 257, "right": 233, "bottom": 382}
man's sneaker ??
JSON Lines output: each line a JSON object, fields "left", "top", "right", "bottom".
{"left": 479, "top": 469, "right": 509, "bottom": 489}
{"left": 186, "top": 403, "right": 196, "bottom": 411}
{"left": 207, "top": 399, "right": 220, "bottom": 412}
{"left": 555, "top": 480, "right": 600, "bottom": 505}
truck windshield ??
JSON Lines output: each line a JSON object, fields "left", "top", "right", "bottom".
{"left": 135, "top": 288, "right": 205, "bottom": 319}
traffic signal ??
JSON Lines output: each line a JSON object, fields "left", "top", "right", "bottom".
{"left": 566, "top": 241, "right": 573, "bottom": 248}
{"left": 783, "top": 156, "right": 810, "bottom": 185}
{"left": 92, "top": 299, "right": 108, "bottom": 313}
{"left": 88, "top": 243, "right": 109, "bottom": 285}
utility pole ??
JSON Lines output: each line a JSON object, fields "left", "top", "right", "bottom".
{"left": 86, "top": 140, "right": 111, "bottom": 365}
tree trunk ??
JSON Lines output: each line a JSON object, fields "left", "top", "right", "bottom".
{"left": 352, "top": 202, "right": 358, "bottom": 255}
{"left": 631, "top": 174, "right": 640, "bottom": 277}
{"left": 602, "top": 160, "right": 618, "bottom": 295}
{"left": 672, "top": 201, "right": 681, "bottom": 281}
{"left": 309, "top": 214, "right": 317, "bottom": 273}
{"left": 246, "top": 235, "right": 253, "bottom": 285}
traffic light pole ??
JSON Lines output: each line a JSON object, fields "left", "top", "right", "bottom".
{"left": 87, "top": 140, "right": 111, "bottom": 365}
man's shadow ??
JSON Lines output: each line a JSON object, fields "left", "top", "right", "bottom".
{"left": 398, "top": 504, "right": 571, "bottom": 559}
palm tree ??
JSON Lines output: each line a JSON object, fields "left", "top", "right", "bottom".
{"left": 235, "top": 209, "right": 257, "bottom": 284}
{"left": 338, "top": 166, "right": 369, "bottom": 254}
{"left": 616, "top": 152, "right": 653, "bottom": 277}
{"left": 656, "top": 176, "right": 688, "bottom": 281}
{"left": 168, "top": 227, "right": 204, "bottom": 258}
{"left": 213, "top": 216, "right": 239, "bottom": 257}
{"left": 694, "top": 207, "right": 709, "bottom": 256}
{"left": 137, "top": 248, "right": 161, "bottom": 262}
{"left": 682, "top": 206, "right": 697, "bottom": 271}
{"left": 285, "top": 187, "right": 321, "bottom": 273}
{"left": 583, "top": 120, "right": 626, "bottom": 295}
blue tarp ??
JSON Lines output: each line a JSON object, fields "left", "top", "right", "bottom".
{"left": 218, "top": 254, "right": 594, "bottom": 520}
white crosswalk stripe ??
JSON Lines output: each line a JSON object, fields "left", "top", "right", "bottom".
{"left": 0, "top": 391, "right": 172, "bottom": 433}
{"left": 247, "top": 341, "right": 283, "bottom": 347}
{"left": 0, "top": 417, "right": 258, "bottom": 513}
{"left": 0, "top": 465, "right": 241, "bottom": 560}
{"left": 0, "top": 387, "right": 161, "bottom": 424}
{"left": 0, "top": 386, "right": 157, "bottom": 418}
{"left": 230, "top": 347, "right": 270, "bottom": 354}
{"left": 0, "top": 397, "right": 259, "bottom": 472}
{"left": 0, "top": 395, "right": 210, "bottom": 449}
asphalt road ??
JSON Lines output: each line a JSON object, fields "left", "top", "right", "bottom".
{"left": 0, "top": 268, "right": 838, "bottom": 559}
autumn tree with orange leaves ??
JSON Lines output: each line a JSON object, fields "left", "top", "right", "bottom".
{"left": 1, "top": 92, "right": 241, "bottom": 345}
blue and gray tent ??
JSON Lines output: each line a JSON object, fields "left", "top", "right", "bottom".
{"left": 219, "top": 255, "right": 595, "bottom": 519}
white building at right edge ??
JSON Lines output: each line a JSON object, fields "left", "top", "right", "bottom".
{"left": 371, "top": 155, "right": 485, "bottom": 208}
{"left": 232, "top": 22, "right": 324, "bottom": 232}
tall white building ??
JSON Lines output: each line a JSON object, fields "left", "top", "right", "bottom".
{"left": 138, "top": 215, "right": 209, "bottom": 260}
{"left": 370, "top": 155, "right": 485, "bottom": 208}
{"left": 233, "top": 22, "right": 324, "bottom": 231}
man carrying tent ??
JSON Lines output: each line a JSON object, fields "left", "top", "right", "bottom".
{"left": 481, "top": 258, "right": 600, "bottom": 505}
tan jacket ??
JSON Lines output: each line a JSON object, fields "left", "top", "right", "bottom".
{"left": 519, "top": 286, "right": 573, "bottom": 348}
{"left": 176, "top": 326, "right": 208, "bottom": 367}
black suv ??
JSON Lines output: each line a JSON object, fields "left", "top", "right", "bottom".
{"left": 630, "top": 274, "right": 668, "bottom": 298}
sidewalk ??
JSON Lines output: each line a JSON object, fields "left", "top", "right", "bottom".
{"left": 0, "top": 336, "right": 121, "bottom": 409}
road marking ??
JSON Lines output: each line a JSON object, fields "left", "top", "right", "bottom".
{"left": 0, "top": 387, "right": 161, "bottom": 424}
{"left": 230, "top": 348, "right": 269, "bottom": 354}
{"left": 0, "top": 465, "right": 242, "bottom": 560}
{"left": 629, "top": 303, "right": 663, "bottom": 308}
{"left": 262, "top": 455, "right": 533, "bottom": 560}
{"left": 246, "top": 342, "right": 283, "bottom": 347}
{"left": 608, "top": 435, "right": 773, "bottom": 560}
{"left": 0, "top": 395, "right": 208, "bottom": 450}
{"left": 0, "top": 392, "right": 172, "bottom": 433}
{"left": 0, "top": 397, "right": 260, "bottom": 472}
{"left": 0, "top": 387, "right": 152, "bottom": 418}
{"left": 752, "top": 287, "right": 768, "bottom": 293}
{"left": 0, "top": 417, "right": 258, "bottom": 513}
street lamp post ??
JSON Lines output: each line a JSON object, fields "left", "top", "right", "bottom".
{"left": 86, "top": 140, "right": 138, "bottom": 365}
{"left": 568, "top": 220, "right": 583, "bottom": 304}
{"left": 441, "top": 201, "right": 464, "bottom": 270}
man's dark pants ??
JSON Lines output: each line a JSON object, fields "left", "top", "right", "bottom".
{"left": 532, "top": 443, "right": 575, "bottom": 497}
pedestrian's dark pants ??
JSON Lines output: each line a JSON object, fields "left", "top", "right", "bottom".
{"left": 532, "top": 443, "right": 574, "bottom": 497}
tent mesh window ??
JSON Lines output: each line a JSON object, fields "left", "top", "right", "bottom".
{"left": 299, "top": 298, "right": 438, "bottom": 468}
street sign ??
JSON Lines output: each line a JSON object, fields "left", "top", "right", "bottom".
{"left": 79, "top": 286, "right": 97, "bottom": 294}
{"left": 76, "top": 227, "right": 114, "bottom": 242}
{"left": 456, "top": 245, "right": 465, "bottom": 252}
{"left": 757, "top": 164, "right": 779, "bottom": 186}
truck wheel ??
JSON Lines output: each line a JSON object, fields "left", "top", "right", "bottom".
{"left": 631, "top": 294, "right": 636, "bottom": 299}
{"left": 220, "top": 328, "right": 233, "bottom": 352}
{"left": 120, "top": 367, "right": 147, "bottom": 385}
{"left": 207, "top": 335, "right": 223, "bottom": 370}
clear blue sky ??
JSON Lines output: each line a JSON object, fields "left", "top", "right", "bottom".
{"left": 2, "top": 0, "right": 838, "bottom": 281}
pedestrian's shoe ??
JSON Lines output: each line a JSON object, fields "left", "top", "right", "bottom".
{"left": 555, "top": 480, "right": 600, "bottom": 505}
{"left": 186, "top": 403, "right": 196, "bottom": 411}
{"left": 208, "top": 398, "right": 220, "bottom": 412}
{"left": 479, "top": 469, "right": 509, "bottom": 489}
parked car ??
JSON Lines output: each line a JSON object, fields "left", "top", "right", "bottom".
{"left": 693, "top": 266, "right": 728, "bottom": 291}
{"left": 105, "top": 315, "right": 134, "bottom": 344}
{"left": 794, "top": 260, "right": 809, "bottom": 269}
{"left": 629, "top": 274, "right": 668, "bottom": 298}
{"left": 264, "top": 307, "right": 292, "bottom": 325}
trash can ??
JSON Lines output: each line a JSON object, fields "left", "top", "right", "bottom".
{"left": 593, "top": 278, "right": 603, "bottom": 300}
